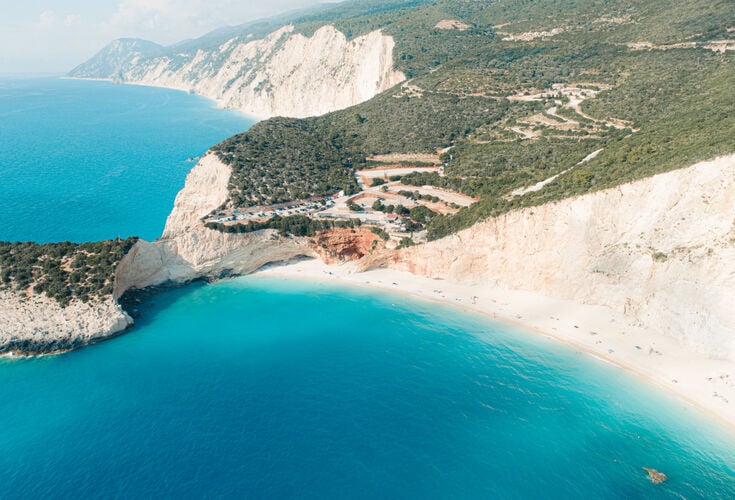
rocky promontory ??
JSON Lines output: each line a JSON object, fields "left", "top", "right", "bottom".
{"left": 69, "top": 25, "right": 405, "bottom": 119}
{"left": 113, "top": 153, "right": 317, "bottom": 296}
{"left": 0, "top": 238, "right": 138, "bottom": 356}
{"left": 0, "top": 291, "right": 131, "bottom": 356}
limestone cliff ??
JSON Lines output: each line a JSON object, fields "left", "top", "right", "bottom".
{"left": 0, "top": 291, "right": 132, "bottom": 355}
{"left": 12, "top": 150, "right": 731, "bottom": 359}
{"left": 69, "top": 25, "right": 405, "bottom": 119}
{"left": 386, "top": 154, "right": 735, "bottom": 360}
{"left": 162, "top": 154, "right": 231, "bottom": 239}
{"left": 114, "top": 153, "right": 315, "bottom": 296}
{"left": 117, "top": 151, "right": 735, "bottom": 362}
{"left": 0, "top": 151, "right": 313, "bottom": 356}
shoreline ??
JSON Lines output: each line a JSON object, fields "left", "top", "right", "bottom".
{"left": 62, "top": 76, "right": 264, "bottom": 120}
{"left": 253, "top": 257, "right": 735, "bottom": 432}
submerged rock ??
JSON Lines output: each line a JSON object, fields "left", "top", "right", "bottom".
{"left": 642, "top": 467, "right": 668, "bottom": 484}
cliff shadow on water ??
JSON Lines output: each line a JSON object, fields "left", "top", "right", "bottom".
{"left": 118, "top": 281, "right": 210, "bottom": 331}
{"left": 117, "top": 255, "right": 316, "bottom": 332}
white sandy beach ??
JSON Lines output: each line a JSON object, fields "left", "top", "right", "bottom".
{"left": 255, "top": 258, "right": 735, "bottom": 430}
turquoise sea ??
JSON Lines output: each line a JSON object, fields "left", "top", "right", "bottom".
{"left": 1, "top": 78, "right": 735, "bottom": 497}
{"left": 0, "top": 77, "right": 253, "bottom": 243}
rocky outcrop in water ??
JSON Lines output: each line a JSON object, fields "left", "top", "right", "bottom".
{"left": 0, "top": 152, "right": 314, "bottom": 356}
{"left": 642, "top": 468, "right": 668, "bottom": 484}
{"left": 0, "top": 291, "right": 132, "bottom": 356}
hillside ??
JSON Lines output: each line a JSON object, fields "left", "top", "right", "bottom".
{"left": 70, "top": 0, "right": 734, "bottom": 244}
{"left": 9, "top": 0, "right": 734, "bottom": 355}
{"left": 204, "top": 0, "right": 734, "bottom": 240}
{"left": 69, "top": 18, "right": 406, "bottom": 119}
{"left": 69, "top": 38, "right": 163, "bottom": 79}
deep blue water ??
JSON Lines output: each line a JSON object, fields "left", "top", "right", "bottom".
{"left": 0, "top": 77, "right": 253, "bottom": 243}
{"left": 1, "top": 78, "right": 735, "bottom": 498}
{"left": 1, "top": 278, "right": 735, "bottom": 498}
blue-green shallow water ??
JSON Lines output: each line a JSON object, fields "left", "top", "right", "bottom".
{"left": 2, "top": 75, "right": 735, "bottom": 498}
{"left": 0, "top": 77, "right": 253, "bottom": 243}
{"left": 1, "top": 277, "right": 734, "bottom": 498}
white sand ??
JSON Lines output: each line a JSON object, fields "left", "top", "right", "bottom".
{"left": 255, "top": 258, "right": 735, "bottom": 429}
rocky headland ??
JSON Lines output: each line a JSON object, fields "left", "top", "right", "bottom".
{"left": 0, "top": 291, "right": 131, "bottom": 356}
{"left": 4, "top": 0, "right": 734, "bottom": 426}
{"left": 117, "top": 151, "right": 735, "bottom": 361}
{"left": 6, "top": 152, "right": 734, "bottom": 363}
{"left": 69, "top": 25, "right": 405, "bottom": 119}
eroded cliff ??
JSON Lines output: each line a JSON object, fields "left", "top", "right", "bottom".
{"left": 71, "top": 25, "right": 405, "bottom": 119}
{"left": 8, "top": 147, "right": 733, "bottom": 359}
{"left": 114, "top": 153, "right": 316, "bottom": 297}
{"left": 117, "top": 151, "right": 735, "bottom": 361}
{"left": 385, "top": 154, "right": 735, "bottom": 359}
{"left": 0, "top": 291, "right": 132, "bottom": 355}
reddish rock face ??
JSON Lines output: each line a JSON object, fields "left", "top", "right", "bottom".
{"left": 311, "top": 228, "right": 384, "bottom": 264}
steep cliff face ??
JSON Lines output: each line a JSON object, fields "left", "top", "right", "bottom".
{"left": 68, "top": 38, "right": 163, "bottom": 78}
{"left": 114, "top": 153, "right": 315, "bottom": 296}
{"left": 70, "top": 25, "right": 405, "bottom": 119}
{"left": 0, "top": 291, "right": 132, "bottom": 355}
{"left": 116, "top": 152, "right": 735, "bottom": 362}
{"left": 114, "top": 227, "right": 314, "bottom": 295}
{"left": 0, "top": 150, "right": 313, "bottom": 355}
{"left": 390, "top": 154, "right": 735, "bottom": 359}
{"left": 162, "top": 153, "right": 231, "bottom": 239}
{"left": 312, "top": 228, "right": 384, "bottom": 264}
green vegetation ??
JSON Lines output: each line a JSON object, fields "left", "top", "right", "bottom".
{"left": 652, "top": 251, "right": 668, "bottom": 262}
{"left": 0, "top": 238, "right": 138, "bottom": 306}
{"left": 211, "top": 0, "right": 734, "bottom": 241}
{"left": 396, "top": 237, "right": 416, "bottom": 249}
{"left": 409, "top": 205, "right": 438, "bottom": 225}
{"left": 370, "top": 227, "right": 390, "bottom": 241}
{"left": 295, "top": 0, "right": 494, "bottom": 77}
{"left": 214, "top": 118, "right": 359, "bottom": 207}
{"left": 398, "top": 190, "right": 441, "bottom": 203}
{"left": 204, "top": 215, "right": 361, "bottom": 237}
